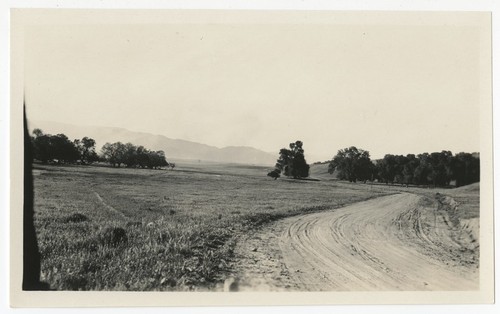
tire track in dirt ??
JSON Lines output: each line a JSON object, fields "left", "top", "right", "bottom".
{"left": 234, "top": 193, "right": 478, "bottom": 291}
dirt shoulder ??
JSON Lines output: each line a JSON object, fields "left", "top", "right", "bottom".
{"left": 230, "top": 193, "right": 479, "bottom": 291}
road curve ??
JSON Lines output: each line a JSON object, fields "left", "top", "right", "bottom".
{"left": 276, "top": 193, "right": 478, "bottom": 291}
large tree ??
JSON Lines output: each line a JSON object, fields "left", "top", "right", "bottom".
{"left": 74, "top": 137, "right": 98, "bottom": 164}
{"left": 101, "top": 142, "right": 127, "bottom": 167}
{"left": 451, "top": 152, "right": 480, "bottom": 187}
{"left": 31, "top": 130, "right": 79, "bottom": 163}
{"left": 376, "top": 154, "right": 398, "bottom": 184}
{"left": 269, "top": 140, "right": 310, "bottom": 179}
{"left": 31, "top": 129, "right": 52, "bottom": 163}
{"left": 428, "top": 151, "right": 454, "bottom": 186}
{"left": 402, "top": 154, "right": 419, "bottom": 185}
{"left": 329, "top": 146, "right": 373, "bottom": 183}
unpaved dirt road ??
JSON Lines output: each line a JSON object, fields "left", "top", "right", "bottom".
{"left": 233, "top": 193, "right": 478, "bottom": 291}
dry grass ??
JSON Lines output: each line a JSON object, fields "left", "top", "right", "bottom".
{"left": 32, "top": 162, "right": 479, "bottom": 291}
{"left": 32, "top": 162, "right": 389, "bottom": 291}
{"left": 443, "top": 183, "right": 480, "bottom": 220}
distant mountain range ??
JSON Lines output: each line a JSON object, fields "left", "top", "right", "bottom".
{"left": 28, "top": 120, "right": 277, "bottom": 166}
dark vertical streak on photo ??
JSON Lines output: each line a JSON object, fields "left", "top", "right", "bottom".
{"left": 22, "top": 103, "right": 48, "bottom": 290}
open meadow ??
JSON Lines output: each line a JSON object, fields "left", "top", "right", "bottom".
{"left": 32, "top": 160, "right": 480, "bottom": 291}
{"left": 33, "top": 161, "right": 396, "bottom": 291}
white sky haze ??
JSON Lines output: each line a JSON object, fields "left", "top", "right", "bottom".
{"left": 24, "top": 11, "right": 487, "bottom": 161}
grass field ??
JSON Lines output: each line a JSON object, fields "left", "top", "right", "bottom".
{"left": 32, "top": 161, "right": 391, "bottom": 291}
{"left": 31, "top": 161, "right": 479, "bottom": 291}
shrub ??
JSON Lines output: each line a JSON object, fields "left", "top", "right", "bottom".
{"left": 98, "top": 227, "right": 128, "bottom": 247}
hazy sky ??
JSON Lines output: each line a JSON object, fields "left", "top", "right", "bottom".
{"left": 24, "top": 16, "right": 484, "bottom": 161}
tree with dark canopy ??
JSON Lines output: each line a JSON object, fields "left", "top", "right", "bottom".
{"left": 74, "top": 137, "right": 98, "bottom": 164}
{"left": 269, "top": 140, "right": 310, "bottom": 179}
{"left": 31, "top": 130, "right": 80, "bottom": 163}
{"left": 329, "top": 146, "right": 374, "bottom": 183}
{"left": 428, "top": 151, "right": 454, "bottom": 186}
{"left": 452, "top": 152, "right": 480, "bottom": 187}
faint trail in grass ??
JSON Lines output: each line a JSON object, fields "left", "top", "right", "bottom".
{"left": 93, "top": 191, "right": 128, "bottom": 220}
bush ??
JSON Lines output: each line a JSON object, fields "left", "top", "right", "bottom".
{"left": 267, "top": 170, "right": 280, "bottom": 180}
{"left": 98, "top": 227, "right": 128, "bottom": 247}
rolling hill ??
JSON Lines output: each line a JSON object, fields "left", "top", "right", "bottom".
{"left": 308, "top": 162, "right": 338, "bottom": 181}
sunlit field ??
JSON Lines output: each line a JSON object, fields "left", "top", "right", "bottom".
{"left": 32, "top": 161, "right": 391, "bottom": 291}
{"left": 32, "top": 161, "right": 479, "bottom": 291}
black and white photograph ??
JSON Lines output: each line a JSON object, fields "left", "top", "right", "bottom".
{"left": 6, "top": 6, "right": 495, "bottom": 308}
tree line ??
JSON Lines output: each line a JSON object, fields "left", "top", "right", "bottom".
{"left": 31, "top": 129, "right": 98, "bottom": 164}
{"left": 30, "top": 129, "right": 172, "bottom": 169}
{"left": 328, "top": 146, "right": 479, "bottom": 187}
{"left": 268, "top": 141, "right": 479, "bottom": 187}
{"left": 101, "top": 142, "right": 170, "bottom": 169}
